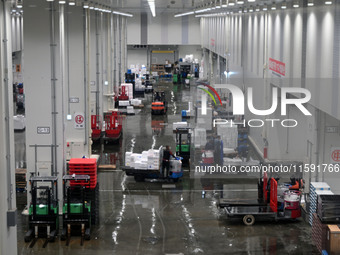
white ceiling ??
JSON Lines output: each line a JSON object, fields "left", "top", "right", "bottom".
{"left": 97, "top": 0, "right": 205, "bottom": 14}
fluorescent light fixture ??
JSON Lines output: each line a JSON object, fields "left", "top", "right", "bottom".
{"left": 325, "top": 0, "right": 332, "bottom": 4}
{"left": 307, "top": 0, "right": 314, "bottom": 6}
{"left": 229, "top": 0, "right": 235, "bottom": 6}
{"left": 281, "top": 2, "right": 287, "bottom": 8}
{"left": 174, "top": 11, "right": 194, "bottom": 17}
{"left": 89, "top": 4, "right": 94, "bottom": 9}
{"left": 243, "top": 7, "right": 247, "bottom": 12}
{"left": 248, "top": 0, "right": 255, "bottom": 2}
{"left": 249, "top": 6, "right": 254, "bottom": 12}
{"left": 83, "top": 2, "right": 89, "bottom": 8}
{"left": 293, "top": 1, "right": 299, "bottom": 7}
{"left": 237, "top": 0, "right": 244, "bottom": 4}
{"left": 68, "top": 0, "right": 75, "bottom": 5}
{"left": 255, "top": 5, "right": 260, "bottom": 11}
{"left": 59, "top": 0, "right": 66, "bottom": 4}
{"left": 112, "top": 11, "right": 133, "bottom": 17}
{"left": 263, "top": 4, "right": 267, "bottom": 10}
{"left": 238, "top": 7, "right": 242, "bottom": 13}
{"left": 17, "top": 3, "right": 23, "bottom": 8}
{"left": 46, "top": 0, "right": 54, "bottom": 2}
{"left": 271, "top": 3, "right": 276, "bottom": 10}
{"left": 148, "top": 0, "right": 156, "bottom": 17}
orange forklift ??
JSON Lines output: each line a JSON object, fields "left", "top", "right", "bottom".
{"left": 151, "top": 91, "right": 167, "bottom": 115}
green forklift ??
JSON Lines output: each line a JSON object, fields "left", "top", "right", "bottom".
{"left": 175, "top": 128, "right": 191, "bottom": 166}
{"left": 25, "top": 176, "right": 59, "bottom": 248}
{"left": 61, "top": 175, "right": 92, "bottom": 246}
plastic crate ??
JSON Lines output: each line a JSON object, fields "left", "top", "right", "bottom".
{"left": 69, "top": 158, "right": 97, "bottom": 189}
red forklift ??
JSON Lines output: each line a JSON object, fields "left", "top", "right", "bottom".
{"left": 91, "top": 115, "right": 102, "bottom": 142}
{"left": 218, "top": 172, "right": 303, "bottom": 225}
{"left": 103, "top": 111, "right": 123, "bottom": 143}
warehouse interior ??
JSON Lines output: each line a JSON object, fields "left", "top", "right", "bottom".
{"left": 2, "top": 0, "right": 340, "bottom": 254}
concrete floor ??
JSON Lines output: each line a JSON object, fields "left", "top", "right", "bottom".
{"left": 16, "top": 81, "right": 319, "bottom": 254}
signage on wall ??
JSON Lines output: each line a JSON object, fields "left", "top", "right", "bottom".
{"left": 269, "top": 58, "right": 285, "bottom": 76}
{"left": 210, "top": 38, "right": 215, "bottom": 46}
{"left": 69, "top": 97, "right": 79, "bottom": 103}
{"left": 37, "top": 127, "right": 50, "bottom": 134}
{"left": 74, "top": 112, "right": 85, "bottom": 129}
{"left": 330, "top": 147, "right": 340, "bottom": 163}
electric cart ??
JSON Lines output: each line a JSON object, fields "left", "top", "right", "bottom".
{"left": 25, "top": 176, "right": 59, "bottom": 248}
{"left": 218, "top": 174, "right": 302, "bottom": 225}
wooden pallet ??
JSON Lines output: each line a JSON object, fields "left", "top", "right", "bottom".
{"left": 98, "top": 164, "right": 116, "bottom": 170}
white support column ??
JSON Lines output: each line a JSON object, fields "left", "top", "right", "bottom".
{"left": 0, "top": 0, "right": 18, "bottom": 254}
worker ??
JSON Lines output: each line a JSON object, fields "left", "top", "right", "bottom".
{"left": 154, "top": 92, "right": 161, "bottom": 101}
{"left": 162, "top": 145, "right": 174, "bottom": 178}
{"left": 194, "top": 66, "right": 199, "bottom": 78}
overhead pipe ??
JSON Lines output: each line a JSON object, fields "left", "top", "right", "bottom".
{"left": 50, "top": 1, "right": 58, "bottom": 176}
{"left": 3, "top": 0, "right": 13, "bottom": 210}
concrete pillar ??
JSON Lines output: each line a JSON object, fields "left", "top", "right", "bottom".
{"left": 0, "top": 1, "right": 18, "bottom": 254}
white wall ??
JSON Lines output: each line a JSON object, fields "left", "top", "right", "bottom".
{"left": 178, "top": 45, "right": 202, "bottom": 62}
{"left": 200, "top": 5, "right": 340, "bottom": 193}
{"left": 127, "top": 13, "right": 200, "bottom": 45}
{"left": 127, "top": 48, "right": 148, "bottom": 68}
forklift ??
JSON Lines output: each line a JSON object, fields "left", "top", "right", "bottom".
{"left": 151, "top": 91, "right": 167, "bottom": 115}
{"left": 25, "top": 176, "right": 59, "bottom": 248}
{"left": 61, "top": 175, "right": 92, "bottom": 246}
{"left": 175, "top": 128, "right": 191, "bottom": 166}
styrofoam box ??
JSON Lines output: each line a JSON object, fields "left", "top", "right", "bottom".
{"left": 173, "top": 122, "right": 188, "bottom": 130}
{"left": 119, "top": 100, "right": 130, "bottom": 106}
{"left": 13, "top": 115, "right": 26, "bottom": 130}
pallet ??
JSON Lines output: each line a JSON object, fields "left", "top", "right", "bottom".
{"left": 98, "top": 164, "right": 116, "bottom": 170}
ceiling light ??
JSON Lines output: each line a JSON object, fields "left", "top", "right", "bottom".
{"left": 249, "top": 6, "right": 254, "bottom": 12}
{"left": 325, "top": 0, "right": 332, "bottom": 4}
{"left": 148, "top": 0, "right": 156, "bottom": 17}
{"left": 248, "top": 0, "right": 255, "bottom": 2}
{"left": 271, "top": 3, "right": 276, "bottom": 10}
{"left": 237, "top": 0, "right": 244, "bottom": 4}
{"left": 243, "top": 7, "right": 247, "bottom": 12}
{"left": 46, "top": 0, "right": 54, "bottom": 2}
{"left": 59, "top": 0, "right": 66, "bottom": 4}
{"left": 293, "top": 1, "right": 299, "bottom": 7}
{"left": 83, "top": 2, "right": 89, "bottom": 8}
{"left": 238, "top": 7, "right": 242, "bottom": 13}
{"left": 255, "top": 5, "right": 260, "bottom": 11}
{"left": 112, "top": 11, "right": 133, "bottom": 17}
{"left": 89, "top": 4, "right": 94, "bottom": 9}
{"left": 16, "top": 0, "right": 23, "bottom": 8}
{"left": 229, "top": 0, "right": 235, "bottom": 6}
{"left": 68, "top": 0, "right": 75, "bottom": 5}
{"left": 263, "top": 4, "right": 267, "bottom": 10}
{"left": 281, "top": 2, "right": 287, "bottom": 8}
{"left": 175, "top": 11, "right": 194, "bottom": 17}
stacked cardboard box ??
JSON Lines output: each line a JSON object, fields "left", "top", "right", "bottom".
{"left": 309, "top": 182, "right": 332, "bottom": 225}
{"left": 173, "top": 122, "right": 188, "bottom": 131}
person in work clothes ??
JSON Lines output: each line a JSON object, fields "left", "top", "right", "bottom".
{"left": 162, "top": 145, "right": 174, "bottom": 178}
